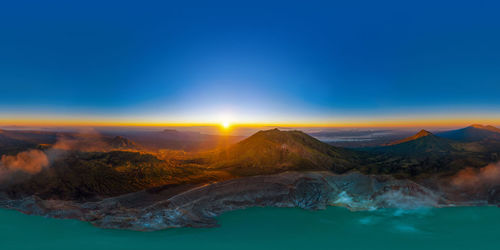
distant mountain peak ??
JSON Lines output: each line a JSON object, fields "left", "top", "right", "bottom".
{"left": 436, "top": 124, "right": 500, "bottom": 142}
{"left": 249, "top": 129, "right": 310, "bottom": 144}
{"left": 162, "top": 129, "right": 201, "bottom": 136}
{"left": 388, "top": 129, "right": 433, "bottom": 145}
{"left": 377, "top": 129, "right": 456, "bottom": 155}
{"left": 470, "top": 124, "right": 485, "bottom": 128}
{"left": 416, "top": 129, "right": 432, "bottom": 137}
{"left": 109, "top": 136, "right": 138, "bottom": 149}
{"left": 254, "top": 128, "right": 282, "bottom": 135}
{"left": 468, "top": 124, "right": 500, "bottom": 133}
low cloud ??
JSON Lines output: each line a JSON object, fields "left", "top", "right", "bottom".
{"left": 52, "top": 128, "right": 108, "bottom": 152}
{"left": 0, "top": 128, "right": 110, "bottom": 181}
{"left": 0, "top": 149, "right": 49, "bottom": 177}
{"left": 452, "top": 162, "right": 500, "bottom": 187}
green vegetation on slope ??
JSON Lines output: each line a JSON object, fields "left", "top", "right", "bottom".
{"left": 208, "top": 129, "right": 360, "bottom": 176}
{"left": 358, "top": 129, "right": 500, "bottom": 178}
{"left": 5, "top": 151, "right": 210, "bottom": 200}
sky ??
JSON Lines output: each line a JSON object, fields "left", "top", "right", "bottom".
{"left": 1, "top": 0, "right": 500, "bottom": 127}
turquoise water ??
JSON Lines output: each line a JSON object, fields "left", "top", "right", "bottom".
{"left": 2, "top": 206, "right": 500, "bottom": 250}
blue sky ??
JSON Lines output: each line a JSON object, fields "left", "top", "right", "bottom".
{"left": 1, "top": 0, "right": 500, "bottom": 125}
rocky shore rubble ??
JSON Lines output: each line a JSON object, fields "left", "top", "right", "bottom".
{"left": 0, "top": 171, "right": 493, "bottom": 231}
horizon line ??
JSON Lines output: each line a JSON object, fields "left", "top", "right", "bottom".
{"left": 1, "top": 118, "right": 500, "bottom": 129}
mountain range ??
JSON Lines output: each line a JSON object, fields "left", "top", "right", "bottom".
{"left": 1, "top": 124, "right": 500, "bottom": 199}
{"left": 2, "top": 124, "right": 500, "bottom": 230}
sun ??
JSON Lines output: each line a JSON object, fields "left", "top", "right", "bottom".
{"left": 221, "top": 121, "right": 230, "bottom": 129}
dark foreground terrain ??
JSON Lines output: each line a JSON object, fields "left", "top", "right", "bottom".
{"left": 1, "top": 125, "right": 500, "bottom": 230}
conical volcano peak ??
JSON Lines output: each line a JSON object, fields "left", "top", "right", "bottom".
{"left": 214, "top": 129, "right": 357, "bottom": 174}
{"left": 388, "top": 129, "right": 433, "bottom": 145}
{"left": 248, "top": 129, "right": 315, "bottom": 145}
{"left": 415, "top": 129, "right": 432, "bottom": 137}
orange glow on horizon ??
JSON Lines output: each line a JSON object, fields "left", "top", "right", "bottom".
{"left": 1, "top": 116, "right": 500, "bottom": 129}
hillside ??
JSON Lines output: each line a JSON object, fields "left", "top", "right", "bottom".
{"left": 209, "top": 129, "right": 359, "bottom": 176}
{"left": 0, "top": 130, "right": 58, "bottom": 155}
{"left": 387, "top": 130, "right": 432, "bottom": 145}
{"left": 379, "top": 130, "right": 456, "bottom": 155}
{"left": 105, "top": 136, "right": 140, "bottom": 150}
{"left": 437, "top": 124, "right": 500, "bottom": 142}
{"left": 4, "top": 150, "right": 214, "bottom": 201}
{"left": 2, "top": 129, "right": 360, "bottom": 200}
{"left": 3, "top": 127, "right": 500, "bottom": 201}
{"left": 358, "top": 129, "right": 497, "bottom": 177}
{"left": 0, "top": 130, "right": 142, "bottom": 155}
